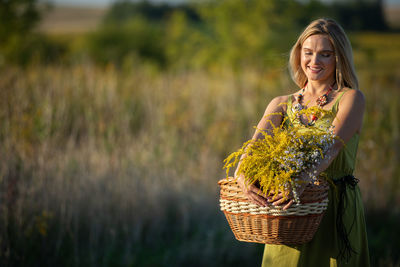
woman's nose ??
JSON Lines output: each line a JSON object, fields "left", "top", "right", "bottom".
{"left": 311, "top": 54, "right": 320, "bottom": 64}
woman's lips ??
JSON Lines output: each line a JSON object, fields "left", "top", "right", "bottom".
{"left": 308, "top": 66, "right": 322, "bottom": 73}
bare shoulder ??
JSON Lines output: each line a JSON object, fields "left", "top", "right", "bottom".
{"left": 271, "top": 95, "right": 291, "bottom": 104}
{"left": 334, "top": 88, "right": 366, "bottom": 137}
{"left": 257, "top": 95, "right": 290, "bottom": 131}
{"left": 340, "top": 88, "right": 365, "bottom": 109}
{"left": 342, "top": 88, "right": 365, "bottom": 104}
{"left": 266, "top": 95, "right": 291, "bottom": 112}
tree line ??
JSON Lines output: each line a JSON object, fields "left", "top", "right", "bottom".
{"left": 0, "top": 0, "right": 391, "bottom": 68}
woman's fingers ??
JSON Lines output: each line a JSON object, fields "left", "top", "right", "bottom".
{"left": 245, "top": 186, "right": 294, "bottom": 209}
{"left": 267, "top": 192, "right": 286, "bottom": 203}
{"left": 237, "top": 177, "right": 297, "bottom": 208}
{"left": 237, "top": 176, "right": 305, "bottom": 209}
{"left": 283, "top": 199, "right": 294, "bottom": 210}
{"left": 248, "top": 191, "right": 269, "bottom": 206}
{"left": 272, "top": 197, "right": 290, "bottom": 206}
{"left": 245, "top": 184, "right": 269, "bottom": 206}
{"left": 248, "top": 195, "right": 265, "bottom": 206}
{"left": 247, "top": 184, "right": 268, "bottom": 198}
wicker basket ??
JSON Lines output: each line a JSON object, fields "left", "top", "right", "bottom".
{"left": 218, "top": 177, "right": 329, "bottom": 245}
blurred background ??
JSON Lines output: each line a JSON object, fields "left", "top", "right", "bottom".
{"left": 0, "top": 0, "right": 399, "bottom": 266}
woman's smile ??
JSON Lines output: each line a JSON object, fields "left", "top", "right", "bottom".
{"left": 308, "top": 66, "right": 323, "bottom": 73}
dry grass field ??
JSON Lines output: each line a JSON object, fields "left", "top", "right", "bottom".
{"left": 3, "top": 3, "right": 399, "bottom": 267}
{"left": 38, "top": 5, "right": 107, "bottom": 33}
{"left": 0, "top": 44, "right": 399, "bottom": 265}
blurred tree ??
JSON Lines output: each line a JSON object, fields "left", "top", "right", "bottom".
{"left": 164, "top": 0, "right": 390, "bottom": 70}
{"left": 0, "top": 0, "right": 40, "bottom": 65}
{"left": 88, "top": 15, "right": 167, "bottom": 67}
{"left": 88, "top": 0, "right": 201, "bottom": 68}
{"left": 85, "top": 0, "right": 391, "bottom": 69}
{"left": 0, "top": 0, "right": 64, "bottom": 65}
{"left": 330, "top": 0, "right": 388, "bottom": 31}
{"left": 167, "top": 0, "right": 308, "bottom": 70}
{"left": 0, "top": 0, "right": 41, "bottom": 39}
{"left": 104, "top": 0, "right": 200, "bottom": 24}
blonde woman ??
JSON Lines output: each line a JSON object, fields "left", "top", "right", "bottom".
{"left": 236, "top": 18, "right": 370, "bottom": 266}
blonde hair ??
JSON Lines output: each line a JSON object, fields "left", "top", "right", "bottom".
{"left": 289, "top": 18, "right": 358, "bottom": 90}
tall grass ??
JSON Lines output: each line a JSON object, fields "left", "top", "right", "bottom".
{"left": 0, "top": 34, "right": 399, "bottom": 266}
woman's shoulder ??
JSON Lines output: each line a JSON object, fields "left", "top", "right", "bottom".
{"left": 267, "top": 94, "right": 293, "bottom": 112}
{"left": 339, "top": 88, "right": 365, "bottom": 105}
{"left": 337, "top": 88, "right": 365, "bottom": 114}
{"left": 270, "top": 94, "right": 291, "bottom": 104}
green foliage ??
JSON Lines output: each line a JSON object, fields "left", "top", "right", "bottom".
{"left": 1, "top": 0, "right": 38, "bottom": 65}
{"left": 85, "top": 0, "right": 201, "bottom": 68}
{"left": 0, "top": 0, "right": 68, "bottom": 66}
{"left": 172, "top": 0, "right": 306, "bottom": 69}
{"left": 104, "top": 0, "right": 200, "bottom": 24}
{"left": 86, "top": 0, "right": 323, "bottom": 69}
{"left": 193, "top": 1, "right": 273, "bottom": 68}
{"left": 86, "top": 0, "right": 391, "bottom": 70}
{"left": 1, "top": 33, "right": 68, "bottom": 66}
{"left": 0, "top": 0, "right": 41, "bottom": 41}
{"left": 88, "top": 16, "right": 167, "bottom": 67}
{"left": 0, "top": 0, "right": 393, "bottom": 67}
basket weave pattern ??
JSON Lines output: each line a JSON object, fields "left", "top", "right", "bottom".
{"left": 219, "top": 177, "right": 329, "bottom": 245}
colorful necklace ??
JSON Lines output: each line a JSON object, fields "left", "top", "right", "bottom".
{"left": 292, "top": 82, "right": 335, "bottom": 126}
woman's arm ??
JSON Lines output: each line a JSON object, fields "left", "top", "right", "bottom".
{"left": 272, "top": 89, "right": 366, "bottom": 209}
{"left": 235, "top": 95, "right": 289, "bottom": 206}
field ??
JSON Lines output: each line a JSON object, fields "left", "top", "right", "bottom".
{"left": 38, "top": 5, "right": 107, "bottom": 33}
{"left": 1, "top": 4, "right": 400, "bottom": 266}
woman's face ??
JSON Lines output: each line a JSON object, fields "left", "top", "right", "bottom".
{"left": 300, "top": 34, "right": 336, "bottom": 84}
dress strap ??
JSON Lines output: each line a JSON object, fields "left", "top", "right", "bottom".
{"left": 286, "top": 95, "right": 294, "bottom": 117}
{"left": 287, "top": 94, "right": 293, "bottom": 107}
{"left": 331, "top": 90, "right": 348, "bottom": 114}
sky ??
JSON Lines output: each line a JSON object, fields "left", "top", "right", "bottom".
{"left": 49, "top": 0, "right": 400, "bottom": 7}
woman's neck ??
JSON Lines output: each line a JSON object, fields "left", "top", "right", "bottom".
{"left": 306, "top": 79, "right": 336, "bottom": 96}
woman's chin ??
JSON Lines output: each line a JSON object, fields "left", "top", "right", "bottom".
{"left": 306, "top": 75, "right": 331, "bottom": 83}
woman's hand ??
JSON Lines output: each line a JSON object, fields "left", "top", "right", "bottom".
{"left": 268, "top": 182, "right": 308, "bottom": 210}
{"left": 236, "top": 174, "right": 269, "bottom": 207}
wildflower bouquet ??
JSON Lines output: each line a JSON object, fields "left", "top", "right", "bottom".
{"left": 223, "top": 108, "right": 337, "bottom": 204}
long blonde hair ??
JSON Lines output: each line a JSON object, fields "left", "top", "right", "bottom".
{"left": 289, "top": 18, "right": 358, "bottom": 90}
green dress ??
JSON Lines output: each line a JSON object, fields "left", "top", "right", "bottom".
{"left": 261, "top": 91, "right": 370, "bottom": 267}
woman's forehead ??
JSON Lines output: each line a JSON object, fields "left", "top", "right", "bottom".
{"left": 302, "top": 34, "right": 334, "bottom": 51}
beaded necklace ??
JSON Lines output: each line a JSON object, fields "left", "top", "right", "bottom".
{"left": 292, "top": 82, "right": 335, "bottom": 126}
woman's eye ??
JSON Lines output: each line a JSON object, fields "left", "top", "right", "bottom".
{"left": 322, "top": 53, "right": 331, "bottom": 57}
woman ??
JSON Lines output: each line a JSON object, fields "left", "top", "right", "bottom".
{"left": 235, "top": 18, "right": 370, "bottom": 266}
